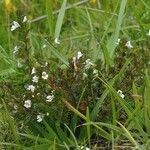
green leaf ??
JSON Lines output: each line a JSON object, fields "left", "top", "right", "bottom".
{"left": 43, "top": 121, "right": 59, "bottom": 141}
{"left": 54, "top": 0, "right": 67, "bottom": 40}
{"left": 55, "top": 123, "right": 74, "bottom": 146}
{"left": 46, "top": 0, "right": 54, "bottom": 37}
{"left": 107, "top": 0, "right": 127, "bottom": 59}
{"left": 117, "top": 121, "right": 139, "bottom": 148}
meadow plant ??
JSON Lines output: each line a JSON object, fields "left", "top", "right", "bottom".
{"left": 0, "top": 0, "right": 150, "bottom": 149}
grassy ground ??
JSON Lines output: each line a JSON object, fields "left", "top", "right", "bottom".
{"left": 0, "top": 0, "right": 150, "bottom": 149}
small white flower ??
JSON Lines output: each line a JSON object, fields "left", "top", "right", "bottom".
{"left": 93, "top": 69, "right": 98, "bottom": 78}
{"left": 26, "top": 85, "right": 35, "bottom": 92}
{"left": 46, "top": 112, "right": 49, "bottom": 116}
{"left": 79, "top": 146, "right": 90, "bottom": 150}
{"left": 22, "top": 16, "right": 27, "bottom": 23}
{"left": 11, "top": 21, "right": 20, "bottom": 31}
{"left": 77, "top": 51, "right": 83, "bottom": 60}
{"left": 42, "top": 71, "right": 48, "bottom": 80}
{"left": 36, "top": 93, "right": 41, "bottom": 96}
{"left": 42, "top": 44, "right": 47, "bottom": 49}
{"left": 54, "top": 38, "right": 60, "bottom": 44}
{"left": 13, "top": 46, "right": 19, "bottom": 54}
{"left": 117, "top": 90, "right": 125, "bottom": 99}
{"left": 31, "top": 67, "right": 36, "bottom": 74}
{"left": 32, "top": 75, "right": 39, "bottom": 83}
{"left": 147, "top": 30, "right": 150, "bottom": 36}
{"left": 46, "top": 95, "right": 54, "bottom": 102}
{"left": 115, "top": 38, "right": 121, "bottom": 45}
{"left": 51, "top": 90, "right": 55, "bottom": 94}
{"left": 37, "top": 114, "right": 44, "bottom": 122}
{"left": 24, "top": 100, "right": 32, "bottom": 108}
{"left": 84, "top": 59, "right": 94, "bottom": 69}
{"left": 93, "top": 69, "right": 98, "bottom": 74}
{"left": 125, "top": 41, "right": 133, "bottom": 49}
{"left": 72, "top": 56, "right": 78, "bottom": 71}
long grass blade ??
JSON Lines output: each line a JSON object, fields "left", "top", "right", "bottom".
{"left": 54, "top": 0, "right": 67, "bottom": 41}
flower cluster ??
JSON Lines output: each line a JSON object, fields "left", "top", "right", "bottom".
{"left": 11, "top": 16, "right": 28, "bottom": 32}
{"left": 24, "top": 100, "right": 32, "bottom": 108}
{"left": 26, "top": 85, "right": 35, "bottom": 93}
{"left": 36, "top": 112, "right": 50, "bottom": 122}
{"left": 22, "top": 65, "right": 55, "bottom": 122}
{"left": 11, "top": 21, "right": 20, "bottom": 31}
{"left": 125, "top": 41, "right": 133, "bottom": 49}
{"left": 42, "top": 71, "right": 49, "bottom": 80}
{"left": 37, "top": 114, "right": 44, "bottom": 122}
{"left": 117, "top": 90, "right": 125, "bottom": 99}
{"left": 84, "top": 59, "right": 94, "bottom": 69}
{"left": 46, "top": 95, "right": 54, "bottom": 102}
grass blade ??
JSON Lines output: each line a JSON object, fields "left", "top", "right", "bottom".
{"left": 117, "top": 121, "right": 139, "bottom": 148}
{"left": 46, "top": 0, "right": 54, "bottom": 37}
{"left": 54, "top": 0, "right": 67, "bottom": 41}
{"left": 90, "top": 58, "right": 131, "bottom": 120}
{"left": 43, "top": 38, "right": 69, "bottom": 67}
{"left": 107, "top": 0, "right": 127, "bottom": 59}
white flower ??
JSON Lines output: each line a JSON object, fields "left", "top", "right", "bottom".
{"left": 147, "top": 30, "right": 150, "bottom": 36}
{"left": 31, "top": 67, "right": 36, "bottom": 74}
{"left": 117, "top": 90, "right": 125, "bottom": 99}
{"left": 42, "top": 44, "right": 47, "bottom": 48}
{"left": 93, "top": 69, "right": 98, "bottom": 78}
{"left": 54, "top": 38, "right": 60, "bottom": 44}
{"left": 24, "top": 100, "right": 32, "bottom": 108}
{"left": 79, "top": 146, "right": 90, "bottom": 150}
{"left": 36, "top": 92, "right": 41, "bottom": 96}
{"left": 93, "top": 69, "right": 98, "bottom": 74}
{"left": 26, "top": 85, "right": 35, "bottom": 92}
{"left": 42, "top": 71, "right": 48, "bottom": 80}
{"left": 37, "top": 114, "right": 44, "bottom": 122}
{"left": 13, "top": 46, "right": 19, "bottom": 54}
{"left": 32, "top": 75, "right": 39, "bottom": 83}
{"left": 46, "top": 95, "right": 54, "bottom": 102}
{"left": 51, "top": 90, "right": 55, "bottom": 93}
{"left": 46, "top": 112, "right": 49, "bottom": 116}
{"left": 22, "top": 16, "right": 27, "bottom": 23}
{"left": 11, "top": 21, "right": 20, "bottom": 31}
{"left": 125, "top": 41, "right": 133, "bottom": 49}
{"left": 115, "top": 38, "right": 121, "bottom": 45}
{"left": 84, "top": 59, "right": 94, "bottom": 69}
{"left": 77, "top": 51, "right": 83, "bottom": 59}
{"left": 72, "top": 57, "right": 78, "bottom": 71}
